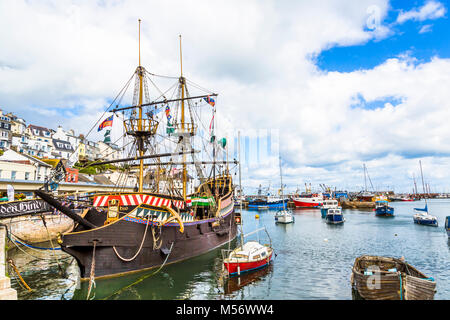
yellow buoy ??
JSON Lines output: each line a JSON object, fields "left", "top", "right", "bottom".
{"left": 255, "top": 214, "right": 259, "bottom": 219}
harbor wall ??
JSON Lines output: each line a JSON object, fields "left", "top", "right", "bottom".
{"left": 0, "top": 225, "right": 17, "bottom": 300}
{"left": 4, "top": 213, "right": 74, "bottom": 244}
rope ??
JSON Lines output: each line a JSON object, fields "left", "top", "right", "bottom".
{"left": 151, "top": 224, "right": 163, "bottom": 250}
{"left": 86, "top": 240, "right": 97, "bottom": 300}
{"left": 113, "top": 216, "right": 151, "bottom": 262}
{"left": 102, "top": 241, "right": 175, "bottom": 300}
{"left": 12, "top": 238, "right": 61, "bottom": 250}
{"left": 40, "top": 213, "right": 66, "bottom": 277}
{"left": 8, "top": 259, "right": 32, "bottom": 292}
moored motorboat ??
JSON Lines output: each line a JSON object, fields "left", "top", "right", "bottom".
{"left": 351, "top": 255, "right": 436, "bottom": 300}
{"left": 320, "top": 199, "right": 339, "bottom": 218}
{"left": 325, "top": 207, "right": 345, "bottom": 224}
{"left": 275, "top": 209, "right": 294, "bottom": 224}
{"left": 375, "top": 200, "right": 394, "bottom": 217}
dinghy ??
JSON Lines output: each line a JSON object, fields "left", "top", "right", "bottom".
{"left": 351, "top": 255, "right": 436, "bottom": 300}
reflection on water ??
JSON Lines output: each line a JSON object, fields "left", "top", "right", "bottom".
{"left": 6, "top": 199, "right": 450, "bottom": 300}
{"left": 223, "top": 264, "right": 274, "bottom": 298}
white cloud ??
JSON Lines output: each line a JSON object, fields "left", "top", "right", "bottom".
{"left": 419, "top": 24, "right": 433, "bottom": 33}
{"left": 397, "top": 1, "right": 446, "bottom": 24}
{"left": 2, "top": 0, "right": 450, "bottom": 192}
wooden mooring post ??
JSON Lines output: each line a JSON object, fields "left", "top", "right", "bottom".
{"left": 0, "top": 225, "right": 17, "bottom": 300}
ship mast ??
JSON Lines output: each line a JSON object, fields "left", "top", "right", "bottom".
{"left": 138, "top": 19, "right": 144, "bottom": 192}
{"left": 179, "top": 35, "right": 187, "bottom": 199}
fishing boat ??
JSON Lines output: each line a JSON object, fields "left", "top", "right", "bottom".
{"left": 413, "top": 161, "right": 438, "bottom": 227}
{"left": 351, "top": 255, "right": 436, "bottom": 300}
{"left": 325, "top": 207, "right": 345, "bottom": 224}
{"left": 247, "top": 195, "right": 288, "bottom": 210}
{"left": 320, "top": 199, "right": 339, "bottom": 218}
{"left": 222, "top": 227, "right": 273, "bottom": 277}
{"left": 374, "top": 200, "right": 394, "bottom": 217}
{"left": 34, "top": 21, "right": 238, "bottom": 280}
{"left": 292, "top": 193, "right": 323, "bottom": 208}
{"left": 445, "top": 216, "right": 450, "bottom": 238}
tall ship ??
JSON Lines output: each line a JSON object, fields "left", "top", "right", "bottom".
{"left": 35, "top": 21, "right": 238, "bottom": 280}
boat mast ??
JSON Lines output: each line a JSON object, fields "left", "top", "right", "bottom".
{"left": 137, "top": 19, "right": 145, "bottom": 192}
{"left": 179, "top": 35, "right": 188, "bottom": 199}
{"left": 363, "top": 164, "right": 367, "bottom": 192}
{"left": 419, "top": 160, "right": 427, "bottom": 205}
{"left": 238, "top": 131, "right": 244, "bottom": 248}
{"left": 279, "top": 156, "right": 285, "bottom": 208}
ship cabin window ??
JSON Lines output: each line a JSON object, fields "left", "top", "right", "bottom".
{"left": 261, "top": 251, "right": 266, "bottom": 257}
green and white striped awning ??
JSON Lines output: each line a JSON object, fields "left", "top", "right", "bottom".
{"left": 191, "top": 196, "right": 216, "bottom": 207}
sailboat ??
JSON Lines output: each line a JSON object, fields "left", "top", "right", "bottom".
{"left": 34, "top": 20, "right": 239, "bottom": 280}
{"left": 222, "top": 131, "right": 274, "bottom": 277}
{"left": 413, "top": 160, "right": 438, "bottom": 227}
{"left": 275, "top": 157, "right": 294, "bottom": 224}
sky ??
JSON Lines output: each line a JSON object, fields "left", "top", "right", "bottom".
{"left": 1, "top": 0, "right": 450, "bottom": 194}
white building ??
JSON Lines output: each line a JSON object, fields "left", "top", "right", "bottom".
{"left": 26, "top": 124, "right": 53, "bottom": 158}
{"left": 0, "top": 109, "right": 12, "bottom": 150}
{"left": 51, "top": 138, "right": 75, "bottom": 159}
{"left": 98, "top": 141, "right": 122, "bottom": 162}
{"left": 0, "top": 149, "right": 52, "bottom": 181}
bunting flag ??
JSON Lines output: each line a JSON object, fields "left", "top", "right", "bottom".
{"left": 98, "top": 115, "right": 114, "bottom": 132}
{"left": 165, "top": 105, "right": 171, "bottom": 118}
{"left": 204, "top": 95, "right": 215, "bottom": 107}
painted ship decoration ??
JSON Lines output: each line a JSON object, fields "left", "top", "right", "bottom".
{"left": 35, "top": 20, "right": 239, "bottom": 280}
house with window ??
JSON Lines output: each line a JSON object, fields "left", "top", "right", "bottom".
{"left": 0, "top": 109, "right": 12, "bottom": 150}
{"left": 98, "top": 141, "right": 122, "bottom": 162}
{"left": 26, "top": 124, "right": 53, "bottom": 158}
{"left": 0, "top": 149, "right": 52, "bottom": 181}
{"left": 51, "top": 138, "right": 75, "bottom": 159}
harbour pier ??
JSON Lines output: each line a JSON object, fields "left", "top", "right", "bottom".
{"left": 0, "top": 224, "right": 17, "bottom": 300}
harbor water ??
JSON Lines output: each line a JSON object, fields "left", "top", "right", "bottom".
{"left": 7, "top": 199, "right": 450, "bottom": 300}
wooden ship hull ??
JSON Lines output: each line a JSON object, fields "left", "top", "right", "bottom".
{"left": 351, "top": 255, "right": 436, "bottom": 300}
{"left": 56, "top": 177, "right": 237, "bottom": 280}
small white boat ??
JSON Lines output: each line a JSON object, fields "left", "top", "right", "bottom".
{"left": 275, "top": 209, "right": 294, "bottom": 224}
{"left": 274, "top": 156, "right": 293, "bottom": 224}
{"left": 222, "top": 227, "right": 273, "bottom": 277}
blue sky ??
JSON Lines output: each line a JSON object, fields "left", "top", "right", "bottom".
{"left": 317, "top": 0, "right": 450, "bottom": 73}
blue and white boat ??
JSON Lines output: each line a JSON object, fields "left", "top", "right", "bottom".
{"left": 325, "top": 207, "right": 345, "bottom": 224}
{"left": 248, "top": 195, "right": 288, "bottom": 210}
{"left": 321, "top": 199, "right": 339, "bottom": 219}
{"left": 375, "top": 200, "right": 394, "bottom": 217}
{"left": 446, "top": 216, "right": 450, "bottom": 237}
{"left": 413, "top": 204, "right": 438, "bottom": 227}
{"left": 413, "top": 161, "right": 438, "bottom": 227}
